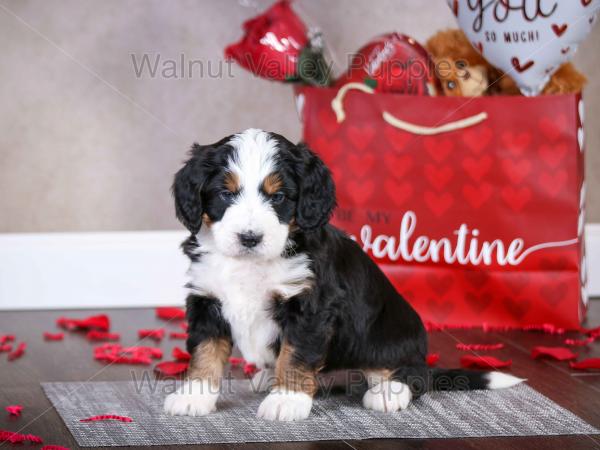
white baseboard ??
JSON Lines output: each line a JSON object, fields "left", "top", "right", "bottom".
{"left": 0, "top": 226, "right": 598, "bottom": 310}
{"left": 0, "top": 231, "right": 189, "bottom": 310}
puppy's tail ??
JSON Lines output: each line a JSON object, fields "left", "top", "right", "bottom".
{"left": 429, "top": 368, "right": 525, "bottom": 391}
{"left": 393, "top": 367, "right": 525, "bottom": 395}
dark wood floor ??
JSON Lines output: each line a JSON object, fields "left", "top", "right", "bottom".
{"left": 1, "top": 302, "right": 600, "bottom": 450}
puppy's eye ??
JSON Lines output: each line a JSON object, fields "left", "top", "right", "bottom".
{"left": 271, "top": 191, "right": 285, "bottom": 204}
{"left": 219, "top": 190, "right": 236, "bottom": 202}
{"left": 446, "top": 80, "right": 457, "bottom": 90}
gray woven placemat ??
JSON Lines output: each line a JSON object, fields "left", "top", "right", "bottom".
{"left": 41, "top": 379, "right": 598, "bottom": 447}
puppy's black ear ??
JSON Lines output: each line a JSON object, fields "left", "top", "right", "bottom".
{"left": 172, "top": 144, "right": 210, "bottom": 235}
{"left": 295, "top": 143, "right": 336, "bottom": 231}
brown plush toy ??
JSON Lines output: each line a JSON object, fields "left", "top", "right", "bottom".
{"left": 426, "top": 29, "right": 587, "bottom": 96}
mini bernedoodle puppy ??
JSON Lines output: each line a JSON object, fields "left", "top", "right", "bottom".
{"left": 164, "top": 129, "right": 524, "bottom": 421}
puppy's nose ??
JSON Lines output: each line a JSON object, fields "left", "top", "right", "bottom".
{"left": 239, "top": 231, "right": 263, "bottom": 248}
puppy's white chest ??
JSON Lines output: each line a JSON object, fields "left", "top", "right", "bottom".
{"left": 188, "top": 251, "right": 313, "bottom": 368}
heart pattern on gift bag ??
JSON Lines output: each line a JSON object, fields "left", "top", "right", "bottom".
{"left": 299, "top": 86, "right": 583, "bottom": 328}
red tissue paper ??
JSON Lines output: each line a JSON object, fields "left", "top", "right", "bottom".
{"left": 426, "top": 353, "right": 440, "bottom": 367}
{"left": 7, "top": 342, "right": 26, "bottom": 361}
{"left": 80, "top": 414, "right": 133, "bottom": 423}
{"left": 460, "top": 355, "right": 512, "bottom": 369}
{"left": 456, "top": 343, "right": 504, "bottom": 351}
{"left": 5, "top": 405, "right": 23, "bottom": 416}
{"left": 154, "top": 361, "right": 189, "bottom": 376}
{"left": 569, "top": 358, "right": 600, "bottom": 370}
{"left": 86, "top": 330, "right": 120, "bottom": 341}
{"left": 169, "top": 332, "right": 188, "bottom": 340}
{"left": 94, "top": 344, "right": 162, "bottom": 365}
{"left": 138, "top": 329, "right": 165, "bottom": 341}
{"left": 172, "top": 347, "right": 191, "bottom": 362}
{"left": 0, "top": 335, "right": 15, "bottom": 344}
{"left": 57, "top": 314, "right": 110, "bottom": 331}
{"left": 243, "top": 363, "right": 259, "bottom": 376}
{"left": 155, "top": 307, "right": 186, "bottom": 321}
{"left": 0, "top": 429, "right": 43, "bottom": 444}
{"left": 531, "top": 346, "right": 577, "bottom": 361}
{"left": 229, "top": 357, "right": 245, "bottom": 367}
{"left": 43, "top": 332, "right": 64, "bottom": 341}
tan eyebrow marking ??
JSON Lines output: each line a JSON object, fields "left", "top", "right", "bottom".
{"left": 224, "top": 171, "right": 240, "bottom": 193}
{"left": 263, "top": 172, "right": 282, "bottom": 195}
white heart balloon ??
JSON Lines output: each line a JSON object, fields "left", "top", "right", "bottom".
{"left": 449, "top": 0, "right": 599, "bottom": 96}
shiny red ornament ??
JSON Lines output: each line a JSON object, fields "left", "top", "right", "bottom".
{"left": 335, "top": 33, "right": 439, "bottom": 95}
{"left": 225, "top": 0, "right": 307, "bottom": 81}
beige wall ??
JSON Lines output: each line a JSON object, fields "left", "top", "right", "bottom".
{"left": 0, "top": 0, "right": 599, "bottom": 232}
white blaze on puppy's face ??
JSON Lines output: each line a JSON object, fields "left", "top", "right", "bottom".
{"left": 210, "top": 129, "right": 290, "bottom": 259}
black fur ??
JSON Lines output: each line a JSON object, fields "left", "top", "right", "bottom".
{"left": 175, "top": 132, "right": 495, "bottom": 396}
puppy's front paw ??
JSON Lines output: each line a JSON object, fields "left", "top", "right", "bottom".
{"left": 362, "top": 380, "right": 412, "bottom": 413}
{"left": 257, "top": 388, "right": 313, "bottom": 421}
{"left": 164, "top": 379, "right": 219, "bottom": 417}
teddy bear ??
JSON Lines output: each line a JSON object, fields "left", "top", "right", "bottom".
{"left": 426, "top": 29, "right": 586, "bottom": 96}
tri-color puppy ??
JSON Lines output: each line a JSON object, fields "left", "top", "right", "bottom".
{"left": 164, "top": 129, "right": 524, "bottom": 421}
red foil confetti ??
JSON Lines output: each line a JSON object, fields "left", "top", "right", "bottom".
{"left": 42, "top": 446, "right": 71, "bottom": 450}
{"left": 86, "top": 330, "right": 121, "bottom": 341}
{"left": 426, "top": 353, "right": 440, "bottom": 367}
{"left": 0, "top": 430, "right": 43, "bottom": 444}
{"left": 243, "top": 363, "right": 259, "bottom": 376}
{"left": 5, "top": 405, "right": 23, "bottom": 416}
{"left": 0, "top": 344, "right": 12, "bottom": 353}
{"left": 138, "top": 329, "right": 165, "bottom": 341}
{"left": 569, "top": 358, "right": 600, "bottom": 370}
{"left": 43, "top": 332, "right": 64, "bottom": 341}
{"left": 531, "top": 346, "right": 577, "bottom": 361}
{"left": 155, "top": 307, "right": 186, "bottom": 321}
{"left": 154, "top": 361, "right": 189, "bottom": 376}
{"left": 57, "top": 314, "right": 110, "bottom": 331}
{"left": 425, "top": 322, "right": 565, "bottom": 335}
{"left": 564, "top": 336, "right": 596, "bottom": 346}
{"left": 0, "top": 335, "right": 15, "bottom": 344}
{"left": 80, "top": 414, "right": 133, "bottom": 423}
{"left": 229, "top": 357, "right": 245, "bottom": 367}
{"left": 94, "top": 344, "right": 162, "bottom": 365}
{"left": 169, "top": 332, "right": 188, "bottom": 340}
{"left": 172, "top": 347, "right": 191, "bottom": 362}
{"left": 456, "top": 343, "right": 504, "bottom": 351}
{"left": 7, "top": 342, "right": 26, "bottom": 361}
{"left": 460, "top": 355, "right": 512, "bottom": 369}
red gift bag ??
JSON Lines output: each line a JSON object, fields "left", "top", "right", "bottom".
{"left": 296, "top": 83, "right": 587, "bottom": 329}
